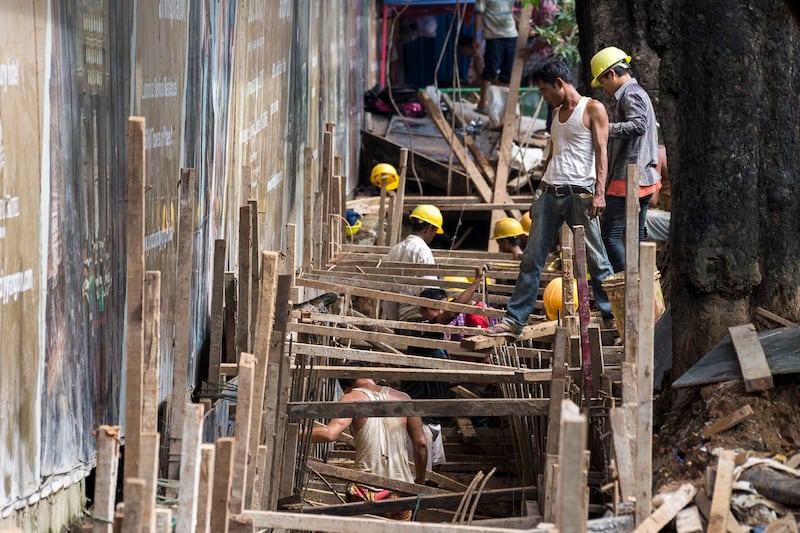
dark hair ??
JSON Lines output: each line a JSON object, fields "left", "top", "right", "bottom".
{"left": 337, "top": 377, "right": 357, "bottom": 391}
{"left": 410, "top": 219, "right": 430, "bottom": 233}
{"left": 530, "top": 58, "right": 572, "bottom": 86}
{"left": 499, "top": 236, "right": 521, "bottom": 246}
{"left": 608, "top": 64, "right": 630, "bottom": 77}
{"left": 419, "top": 287, "right": 448, "bottom": 301}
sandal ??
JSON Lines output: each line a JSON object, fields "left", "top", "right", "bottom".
{"left": 484, "top": 321, "right": 522, "bottom": 339}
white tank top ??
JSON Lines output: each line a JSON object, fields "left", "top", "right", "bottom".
{"left": 543, "top": 96, "right": 596, "bottom": 188}
{"left": 351, "top": 387, "right": 415, "bottom": 485}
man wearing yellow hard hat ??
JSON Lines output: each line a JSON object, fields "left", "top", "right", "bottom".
{"left": 492, "top": 217, "right": 525, "bottom": 257}
{"left": 382, "top": 204, "right": 445, "bottom": 322}
{"left": 590, "top": 46, "right": 661, "bottom": 273}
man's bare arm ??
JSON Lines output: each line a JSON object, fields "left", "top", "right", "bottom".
{"left": 407, "top": 415, "right": 428, "bottom": 484}
{"left": 587, "top": 99, "right": 609, "bottom": 217}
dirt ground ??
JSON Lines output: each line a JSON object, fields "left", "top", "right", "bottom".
{"left": 653, "top": 375, "right": 800, "bottom": 492}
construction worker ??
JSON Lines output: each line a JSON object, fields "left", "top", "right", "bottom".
{"left": 382, "top": 204, "right": 444, "bottom": 322}
{"left": 475, "top": 0, "right": 518, "bottom": 113}
{"left": 590, "top": 46, "right": 660, "bottom": 272}
{"left": 485, "top": 58, "right": 616, "bottom": 338}
{"left": 492, "top": 217, "right": 525, "bottom": 257}
{"left": 518, "top": 211, "right": 531, "bottom": 249}
{"left": 309, "top": 377, "right": 428, "bottom": 520}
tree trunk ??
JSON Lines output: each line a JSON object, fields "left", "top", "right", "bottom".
{"left": 577, "top": 0, "right": 800, "bottom": 382}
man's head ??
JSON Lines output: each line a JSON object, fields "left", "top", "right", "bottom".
{"left": 492, "top": 217, "right": 524, "bottom": 254}
{"left": 530, "top": 58, "right": 573, "bottom": 107}
{"left": 409, "top": 204, "right": 444, "bottom": 243}
{"left": 418, "top": 287, "right": 448, "bottom": 321}
{"left": 590, "top": 46, "right": 632, "bottom": 95}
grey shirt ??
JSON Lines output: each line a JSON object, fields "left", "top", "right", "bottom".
{"left": 608, "top": 78, "right": 660, "bottom": 186}
{"left": 475, "top": 0, "right": 517, "bottom": 40}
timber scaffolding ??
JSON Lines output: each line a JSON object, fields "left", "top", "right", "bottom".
{"left": 93, "top": 118, "right": 682, "bottom": 533}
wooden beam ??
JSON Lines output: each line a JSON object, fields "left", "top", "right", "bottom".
{"left": 340, "top": 243, "right": 524, "bottom": 259}
{"left": 223, "top": 272, "right": 237, "bottom": 364}
{"left": 675, "top": 505, "right": 704, "bottom": 533}
{"left": 139, "top": 433, "right": 159, "bottom": 533}
{"left": 729, "top": 323, "right": 774, "bottom": 392}
{"left": 543, "top": 327, "right": 568, "bottom": 522}
{"left": 176, "top": 404, "right": 204, "bottom": 532}
{"left": 236, "top": 203, "right": 253, "bottom": 357}
{"left": 154, "top": 508, "right": 172, "bottom": 533}
{"left": 121, "top": 478, "right": 146, "bottom": 533}
{"left": 249, "top": 199, "right": 260, "bottom": 345}
{"left": 461, "top": 320, "right": 556, "bottom": 350}
{"left": 609, "top": 406, "right": 637, "bottom": 506}
{"left": 623, "top": 164, "right": 641, "bottom": 387}
{"left": 280, "top": 424, "right": 299, "bottom": 499}
{"left": 306, "top": 365, "right": 539, "bottom": 384}
{"left": 230, "top": 354, "right": 256, "bottom": 515}
{"left": 93, "top": 426, "right": 120, "bottom": 533}
{"left": 307, "top": 460, "right": 444, "bottom": 495}
{"left": 418, "top": 91, "right": 494, "bottom": 203}
{"left": 142, "top": 272, "right": 161, "bottom": 433}
{"left": 754, "top": 306, "right": 798, "bottom": 328}
{"left": 708, "top": 450, "right": 736, "bottom": 533}
{"left": 556, "top": 400, "right": 588, "bottom": 533}
{"left": 209, "top": 438, "right": 235, "bottom": 533}
{"left": 123, "top": 116, "right": 146, "bottom": 496}
{"left": 195, "top": 444, "right": 215, "bottom": 533}
{"left": 702, "top": 404, "right": 753, "bottom": 439}
{"left": 303, "top": 147, "right": 315, "bottom": 272}
{"left": 208, "top": 240, "right": 226, "bottom": 383}
{"left": 287, "top": 398, "right": 548, "bottom": 419}
{"left": 389, "top": 148, "right": 408, "bottom": 246}
{"left": 634, "top": 484, "right": 697, "bottom": 533}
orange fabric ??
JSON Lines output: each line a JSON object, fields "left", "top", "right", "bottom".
{"left": 606, "top": 179, "right": 659, "bottom": 198}
{"left": 345, "top": 482, "right": 412, "bottom": 520}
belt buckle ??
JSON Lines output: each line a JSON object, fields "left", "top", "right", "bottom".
{"left": 554, "top": 185, "right": 569, "bottom": 197}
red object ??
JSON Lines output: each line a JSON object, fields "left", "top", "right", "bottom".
{"left": 464, "top": 301, "right": 490, "bottom": 328}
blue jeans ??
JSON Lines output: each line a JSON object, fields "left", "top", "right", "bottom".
{"left": 503, "top": 189, "right": 615, "bottom": 332}
{"left": 482, "top": 38, "right": 516, "bottom": 83}
{"left": 602, "top": 195, "right": 652, "bottom": 273}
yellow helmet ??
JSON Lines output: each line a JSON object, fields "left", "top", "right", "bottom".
{"left": 492, "top": 217, "right": 524, "bottom": 240}
{"left": 518, "top": 212, "right": 531, "bottom": 235}
{"left": 344, "top": 218, "right": 362, "bottom": 238}
{"left": 543, "top": 277, "right": 578, "bottom": 321}
{"left": 370, "top": 163, "right": 400, "bottom": 191}
{"left": 410, "top": 204, "right": 444, "bottom": 234}
{"left": 590, "top": 46, "right": 631, "bottom": 88}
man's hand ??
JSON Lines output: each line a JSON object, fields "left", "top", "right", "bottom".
{"left": 589, "top": 192, "right": 606, "bottom": 219}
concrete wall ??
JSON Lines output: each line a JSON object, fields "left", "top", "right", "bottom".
{"left": 0, "top": 0, "right": 365, "bottom": 526}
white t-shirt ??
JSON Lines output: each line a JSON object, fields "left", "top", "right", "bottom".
{"left": 383, "top": 234, "right": 437, "bottom": 322}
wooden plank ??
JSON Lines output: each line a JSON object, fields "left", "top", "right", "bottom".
{"left": 340, "top": 243, "right": 524, "bottom": 259}
{"left": 176, "top": 404, "right": 205, "bottom": 533}
{"left": 280, "top": 424, "right": 299, "bottom": 499}
{"left": 556, "top": 400, "right": 588, "bottom": 533}
{"left": 634, "top": 484, "right": 697, "bottom": 533}
{"left": 208, "top": 241, "right": 226, "bottom": 383}
{"left": 675, "top": 505, "right": 703, "bottom": 533}
{"left": 574, "top": 228, "right": 594, "bottom": 402}
{"left": 321, "top": 128, "right": 334, "bottom": 266}
{"left": 245, "top": 252, "right": 280, "bottom": 507}
{"left": 139, "top": 433, "right": 159, "bottom": 533}
{"left": 754, "top": 306, "right": 798, "bottom": 328}
{"left": 266, "top": 276, "right": 293, "bottom": 510}
{"left": 303, "top": 147, "right": 315, "bottom": 272}
{"left": 636, "top": 243, "right": 657, "bottom": 525}
{"left": 489, "top": 3, "right": 533, "bottom": 249}
{"left": 167, "top": 168, "right": 196, "bottom": 482}
{"left": 589, "top": 326, "right": 603, "bottom": 395}
{"left": 93, "top": 426, "right": 120, "bottom": 533}
{"left": 195, "top": 444, "right": 215, "bottom": 533}
{"left": 121, "top": 478, "right": 146, "bottom": 533}
{"left": 307, "top": 366, "right": 535, "bottom": 384}
{"left": 227, "top": 516, "right": 255, "bottom": 533}
{"left": 314, "top": 191, "right": 325, "bottom": 268}
{"left": 123, "top": 116, "right": 146, "bottom": 496}
{"left": 229, "top": 353, "right": 256, "bottom": 515}
{"left": 249, "top": 199, "right": 260, "bottom": 346}
{"left": 377, "top": 174, "right": 388, "bottom": 246}
{"left": 209, "top": 438, "right": 235, "bottom": 533}
{"left": 141, "top": 272, "right": 161, "bottom": 433}
{"left": 543, "top": 327, "right": 568, "bottom": 522}
{"left": 223, "top": 272, "right": 237, "bottom": 364}
{"left": 609, "top": 407, "right": 637, "bottom": 505}
{"left": 308, "top": 460, "right": 444, "bottom": 495}
{"left": 702, "top": 404, "right": 753, "bottom": 439}
{"left": 251, "top": 445, "right": 268, "bottom": 510}
{"left": 154, "top": 508, "right": 172, "bottom": 533}
{"left": 729, "top": 323, "right": 774, "bottom": 392}
{"left": 236, "top": 204, "right": 253, "bottom": 357}
{"left": 461, "top": 320, "right": 557, "bottom": 350}
{"left": 708, "top": 450, "right": 736, "bottom": 533}
{"left": 623, "top": 164, "right": 641, "bottom": 394}
{"left": 287, "top": 398, "right": 548, "bottom": 419}
{"left": 418, "top": 91, "right": 494, "bottom": 203}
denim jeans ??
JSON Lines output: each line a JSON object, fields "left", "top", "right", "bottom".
{"left": 602, "top": 194, "right": 652, "bottom": 273}
{"left": 503, "top": 189, "right": 615, "bottom": 332}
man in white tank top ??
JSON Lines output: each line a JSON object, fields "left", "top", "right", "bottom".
{"left": 486, "top": 58, "right": 616, "bottom": 337}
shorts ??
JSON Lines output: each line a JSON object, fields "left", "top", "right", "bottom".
{"left": 481, "top": 37, "right": 517, "bottom": 83}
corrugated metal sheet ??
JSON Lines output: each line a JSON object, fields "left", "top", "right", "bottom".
{"left": 0, "top": 0, "right": 365, "bottom": 515}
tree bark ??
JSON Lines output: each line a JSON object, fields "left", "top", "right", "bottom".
{"left": 577, "top": 0, "right": 800, "bottom": 381}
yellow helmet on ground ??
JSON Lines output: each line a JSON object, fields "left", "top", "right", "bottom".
{"left": 370, "top": 163, "right": 400, "bottom": 191}
{"left": 590, "top": 46, "right": 632, "bottom": 88}
{"left": 543, "top": 277, "right": 578, "bottom": 321}
{"left": 410, "top": 204, "right": 444, "bottom": 234}
{"left": 518, "top": 212, "right": 532, "bottom": 235}
{"left": 492, "top": 217, "right": 524, "bottom": 240}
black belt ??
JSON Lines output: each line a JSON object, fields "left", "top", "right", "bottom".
{"left": 543, "top": 184, "right": 592, "bottom": 197}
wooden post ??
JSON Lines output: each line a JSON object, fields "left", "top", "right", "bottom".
{"left": 123, "top": 117, "right": 146, "bottom": 495}
{"left": 609, "top": 407, "right": 636, "bottom": 506}
{"left": 708, "top": 450, "right": 736, "bottom": 533}
{"left": 377, "top": 177, "right": 388, "bottom": 246}
{"left": 139, "top": 432, "right": 159, "bottom": 533}
{"left": 209, "top": 438, "right": 235, "bottom": 533}
{"left": 94, "top": 426, "right": 121, "bottom": 533}
{"left": 313, "top": 191, "right": 325, "bottom": 267}
{"left": 244, "top": 252, "right": 280, "bottom": 507}
{"left": 223, "top": 272, "right": 237, "bottom": 365}
{"left": 588, "top": 326, "right": 603, "bottom": 395}
{"left": 556, "top": 400, "right": 588, "bottom": 533}
{"left": 208, "top": 240, "right": 226, "bottom": 383}
{"left": 262, "top": 276, "right": 293, "bottom": 509}
{"left": 636, "top": 484, "right": 698, "bottom": 533}
{"left": 122, "top": 478, "right": 146, "bottom": 533}
{"left": 561, "top": 246, "right": 575, "bottom": 321}
{"left": 237, "top": 203, "right": 253, "bottom": 357}
{"left": 636, "top": 242, "right": 656, "bottom": 525}
{"left": 251, "top": 445, "right": 268, "bottom": 510}
{"left": 489, "top": 3, "right": 533, "bottom": 250}
{"left": 228, "top": 516, "right": 255, "bottom": 533}
{"left": 195, "top": 444, "right": 216, "bottom": 533}
{"left": 280, "top": 423, "right": 299, "bottom": 499}
{"left": 154, "top": 508, "right": 172, "bottom": 533}
{"left": 543, "top": 327, "right": 568, "bottom": 522}
{"left": 321, "top": 126, "right": 334, "bottom": 266}
{"left": 329, "top": 176, "right": 343, "bottom": 259}
{"left": 729, "top": 324, "right": 774, "bottom": 392}
{"left": 303, "top": 147, "right": 315, "bottom": 273}
{"left": 142, "top": 272, "right": 161, "bottom": 433}
{"left": 285, "top": 223, "right": 297, "bottom": 280}
{"left": 623, "top": 163, "right": 641, "bottom": 396}
{"left": 229, "top": 353, "right": 257, "bottom": 515}
{"left": 249, "top": 199, "right": 260, "bottom": 348}
{"left": 389, "top": 148, "right": 408, "bottom": 246}
{"left": 176, "top": 403, "right": 205, "bottom": 532}
{"left": 573, "top": 226, "right": 594, "bottom": 403}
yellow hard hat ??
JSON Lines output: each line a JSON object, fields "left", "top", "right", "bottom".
{"left": 410, "top": 204, "right": 444, "bottom": 234}
{"left": 370, "top": 163, "right": 400, "bottom": 191}
{"left": 519, "top": 212, "right": 531, "bottom": 235}
{"left": 344, "top": 218, "right": 362, "bottom": 238}
{"left": 590, "top": 46, "right": 631, "bottom": 88}
{"left": 543, "top": 277, "right": 578, "bottom": 321}
{"left": 443, "top": 276, "right": 471, "bottom": 284}
{"left": 492, "top": 217, "right": 524, "bottom": 240}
